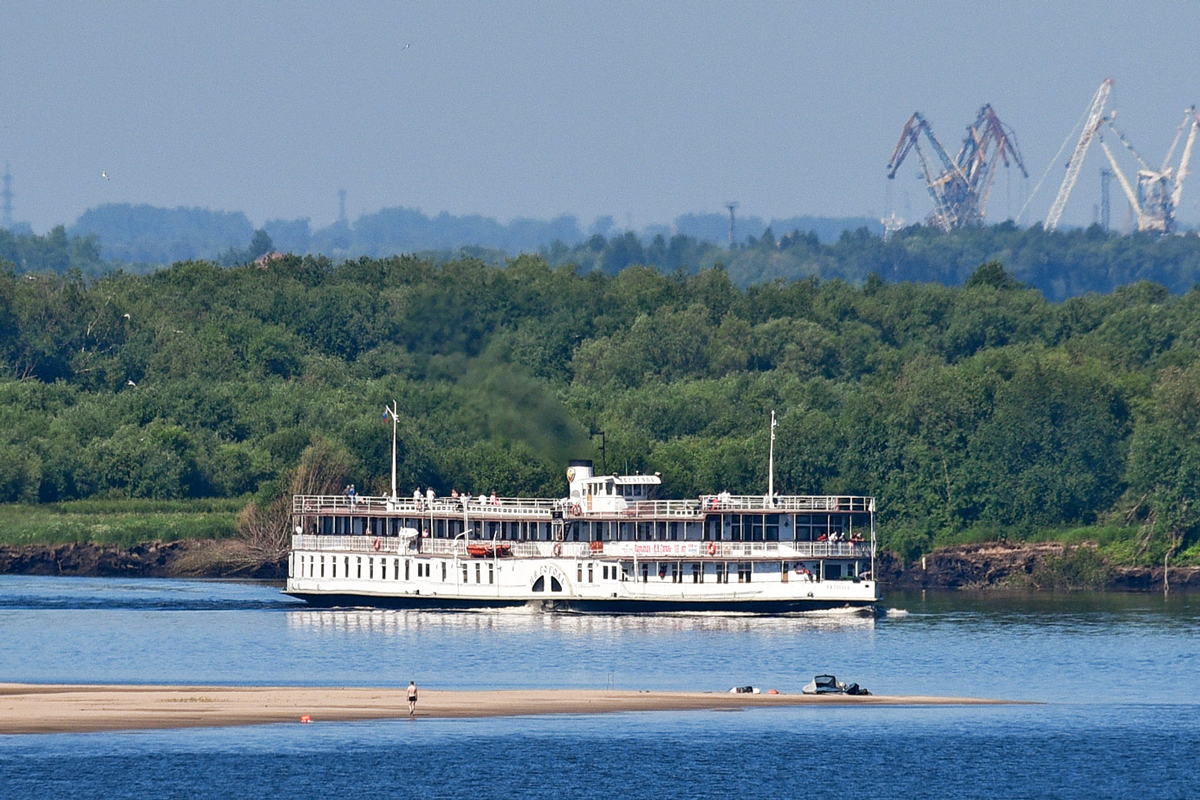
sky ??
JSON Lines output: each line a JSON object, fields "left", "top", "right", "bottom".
{"left": 3, "top": 1, "right": 1200, "bottom": 235}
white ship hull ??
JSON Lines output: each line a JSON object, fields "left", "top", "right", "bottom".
{"left": 286, "top": 536, "right": 878, "bottom": 613}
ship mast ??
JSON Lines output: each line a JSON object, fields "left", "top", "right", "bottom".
{"left": 767, "top": 410, "right": 776, "bottom": 502}
{"left": 385, "top": 400, "right": 399, "bottom": 500}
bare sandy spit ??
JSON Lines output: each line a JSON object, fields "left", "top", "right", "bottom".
{"left": 0, "top": 684, "right": 1030, "bottom": 735}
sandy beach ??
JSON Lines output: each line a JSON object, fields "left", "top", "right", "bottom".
{"left": 0, "top": 684, "right": 1026, "bottom": 734}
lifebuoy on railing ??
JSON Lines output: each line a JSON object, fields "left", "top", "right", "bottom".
{"left": 552, "top": 543, "right": 562, "bottom": 557}
{"left": 372, "top": 538, "right": 381, "bottom": 551}
{"left": 571, "top": 504, "right": 582, "bottom": 516}
{"left": 707, "top": 541, "right": 717, "bottom": 556}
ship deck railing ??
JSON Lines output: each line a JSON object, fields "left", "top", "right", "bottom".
{"left": 293, "top": 494, "right": 874, "bottom": 518}
{"left": 293, "top": 495, "right": 558, "bottom": 517}
{"left": 291, "top": 534, "right": 871, "bottom": 560}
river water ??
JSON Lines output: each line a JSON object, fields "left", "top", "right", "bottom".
{"left": 1, "top": 576, "right": 1197, "bottom": 798}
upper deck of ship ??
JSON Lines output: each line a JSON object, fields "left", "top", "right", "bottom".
{"left": 292, "top": 492, "right": 874, "bottom": 519}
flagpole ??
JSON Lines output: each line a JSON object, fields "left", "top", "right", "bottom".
{"left": 389, "top": 400, "right": 398, "bottom": 500}
{"left": 768, "top": 410, "right": 776, "bottom": 502}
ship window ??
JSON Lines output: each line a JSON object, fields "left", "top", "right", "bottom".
{"left": 550, "top": 576, "right": 562, "bottom": 592}
{"left": 404, "top": 560, "right": 410, "bottom": 580}
{"left": 332, "top": 558, "right": 337, "bottom": 578}
{"left": 641, "top": 563, "right": 649, "bottom": 582}
{"left": 356, "top": 557, "right": 362, "bottom": 579}
{"left": 344, "top": 556, "right": 349, "bottom": 576}
{"left": 826, "top": 563, "right": 843, "bottom": 580}
{"left": 381, "top": 559, "right": 386, "bottom": 580}
{"left": 578, "top": 564, "right": 583, "bottom": 582}
{"left": 766, "top": 515, "right": 779, "bottom": 541}
{"left": 588, "top": 564, "right": 594, "bottom": 583}
{"left": 532, "top": 576, "right": 545, "bottom": 592}
{"left": 692, "top": 563, "right": 702, "bottom": 583}
{"left": 320, "top": 556, "right": 325, "bottom": 578}
{"left": 488, "top": 563, "right": 494, "bottom": 584}
{"left": 369, "top": 558, "right": 374, "bottom": 580}
{"left": 394, "top": 558, "right": 399, "bottom": 579}
{"left": 738, "top": 563, "right": 751, "bottom": 583}
{"left": 475, "top": 563, "right": 481, "bottom": 583}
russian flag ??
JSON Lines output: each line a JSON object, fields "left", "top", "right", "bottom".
{"left": 382, "top": 408, "right": 391, "bottom": 422}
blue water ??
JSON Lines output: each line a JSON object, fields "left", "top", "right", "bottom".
{"left": 1, "top": 576, "right": 1198, "bottom": 798}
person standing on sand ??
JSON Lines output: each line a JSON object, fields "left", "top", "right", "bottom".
{"left": 407, "top": 681, "right": 418, "bottom": 716}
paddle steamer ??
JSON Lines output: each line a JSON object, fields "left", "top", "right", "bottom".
{"left": 286, "top": 460, "right": 878, "bottom": 613}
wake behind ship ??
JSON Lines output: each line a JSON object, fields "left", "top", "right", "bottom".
{"left": 286, "top": 460, "right": 878, "bottom": 613}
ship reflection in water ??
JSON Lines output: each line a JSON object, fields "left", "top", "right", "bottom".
{"left": 284, "top": 605, "right": 879, "bottom": 636}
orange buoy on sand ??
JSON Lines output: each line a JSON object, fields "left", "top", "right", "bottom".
{"left": 300, "top": 714, "right": 312, "bottom": 723}
{"left": 767, "top": 689, "right": 779, "bottom": 695}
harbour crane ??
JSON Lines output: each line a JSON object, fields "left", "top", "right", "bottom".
{"left": 1045, "top": 79, "right": 1113, "bottom": 232}
{"left": 886, "top": 105, "right": 1028, "bottom": 231}
{"left": 1097, "top": 107, "right": 1200, "bottom": 234}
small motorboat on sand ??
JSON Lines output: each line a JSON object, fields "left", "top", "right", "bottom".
{"left": 801, "top": 675, "right": 870, "bottom": 695}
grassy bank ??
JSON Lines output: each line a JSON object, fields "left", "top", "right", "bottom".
{"left": 0, "top": 499, "right": 243, "bottom": 549}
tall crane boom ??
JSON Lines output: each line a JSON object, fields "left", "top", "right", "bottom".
{"left": 1046, "top": 79, "right": 1113, "bottom": 232}
{"left": 1097, "top": 107, "right": 1200, "bottom": 234}
{"left": 887, "top": 105, "right": 1026, "bottom": 231}
{"left": 1168, "top": 107, "right": 1200, "bottom": 210}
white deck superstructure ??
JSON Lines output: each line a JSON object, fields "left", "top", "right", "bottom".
{"left": 286, "top": 460, "right": 877, "bottom": 612}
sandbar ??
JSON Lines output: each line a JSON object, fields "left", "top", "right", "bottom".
{"left": 0, "top": 684, "right": 1027, "bottom": 735}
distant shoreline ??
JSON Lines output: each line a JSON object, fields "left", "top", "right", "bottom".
{"left": 0, "top": 684, "right": 1031, "bottom": 735}
{"left": 2, "top": 540, "right": 1197, "bottom": 593}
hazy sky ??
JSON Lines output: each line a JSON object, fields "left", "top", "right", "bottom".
{"left": 4, "top": 1, "right": 1200, "bottom": 234}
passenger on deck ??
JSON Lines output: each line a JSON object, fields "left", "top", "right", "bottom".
{"left": 426, "top": 487, "right": 435, "bottom": 507}
{"left": 491, "top": 492, "right": 499, "bottom": 506}
{"left": 817, "top": 533, "right": 828, "bottom": 542}
{"left": 413, "top": 488, "right": 421, "bottom": 507}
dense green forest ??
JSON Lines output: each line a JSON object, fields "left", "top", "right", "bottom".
{"left": 2, "top": 252, "right": 1199, "bottom": 565}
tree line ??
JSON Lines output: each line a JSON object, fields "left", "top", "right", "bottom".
{"left": 12, "top": 213, "right": 1200, "bottom": 304}
{"left": 1, "top": 252, "right": 1198, "bottom": 564}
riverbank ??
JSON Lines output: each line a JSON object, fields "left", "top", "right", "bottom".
{"left": 1, "top": 540, "right": 1197, "bottom": 591}
{"left": 875, "top": 542, "right": 1200, "bottom": 592}
{"left": 0, "top": 684, "right": 1026, "bottom": 734}
{"left": 0, "top": 540, "right": 285, "bottom": 579}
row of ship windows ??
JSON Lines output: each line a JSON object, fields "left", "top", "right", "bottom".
{"left": 312, "top": 516, "right": 861, "bottom": 542}
{"left": 292, "top": 555, "right": 633, "bottom": 584}
{"left": 293, "top": 555, "right": 849, "bottom": 583}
